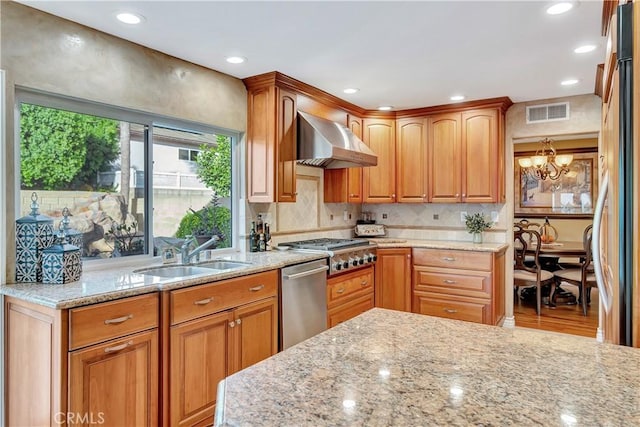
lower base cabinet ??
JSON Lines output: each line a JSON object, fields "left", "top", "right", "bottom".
{"left": 69, "top": 330, "right": 159, "bottom": 426}
{"left": 412, "top": 248, "right": 505, "bottom": 325}
{"left": 4, "top": 270, "right": 279, "bottom": 427}
{"left": 375, "top": 248, "right": 412, "bottom": 312}
{"left": 327, "top": 266, "right": 374, "bottom": 327}
{"left": 167, "top": 271, "right": 279, "bottom": 426}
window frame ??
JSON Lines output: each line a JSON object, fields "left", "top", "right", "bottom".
{"left": 15, "top": 87, "right": 241, "bottom": 269}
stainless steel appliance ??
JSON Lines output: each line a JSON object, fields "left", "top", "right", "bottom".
{"left": 280, "top": 259, "right": 329, "bottom": 349}
{"left": 296, "top": 111, "right": 378, "bottom": 168}
{"left": 280, "top": 238, "right": 377, "bottom": 276}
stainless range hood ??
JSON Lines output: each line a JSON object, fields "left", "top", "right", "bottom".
{"left": 296, "top": 111, "right": 378, "bottom": 168}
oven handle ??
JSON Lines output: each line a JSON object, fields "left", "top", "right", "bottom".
{"left": 283, "top": 265, "right": 329, "bottom": 280}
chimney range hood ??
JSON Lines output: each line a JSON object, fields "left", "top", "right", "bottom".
{"left": 296, "top": 111, "right": 378, "bottom": 168}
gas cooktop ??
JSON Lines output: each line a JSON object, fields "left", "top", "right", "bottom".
{"left": 280, "top": 238, "right": 371, "bottom": 251}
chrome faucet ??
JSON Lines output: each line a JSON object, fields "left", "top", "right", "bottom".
{"left": 180, "top": 235, "right": 221, "bottom": 264}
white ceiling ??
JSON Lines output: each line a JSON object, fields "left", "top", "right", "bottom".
{"left": 18, "top": 0, "right": 605, "bottom": 110}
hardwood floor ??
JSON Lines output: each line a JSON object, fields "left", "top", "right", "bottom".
{"left": 513, "top": 285, "right": 599, "bottom": 338}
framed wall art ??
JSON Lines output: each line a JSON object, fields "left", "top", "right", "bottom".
{"left": 514, "top": 151, "right": 597, "bottom": 219}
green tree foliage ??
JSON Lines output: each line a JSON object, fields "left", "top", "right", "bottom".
{"left": 20, "top": 104, "right": 120, "bottom": 190}
{"left": 195, "top": 135, "right": 231, "bottom": 197}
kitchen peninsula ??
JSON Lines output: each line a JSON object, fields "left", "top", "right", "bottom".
{"left": 215, "top": 308, "right": 640, "bottom": 426}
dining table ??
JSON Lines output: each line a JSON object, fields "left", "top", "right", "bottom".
{"left": 525, "top": 241, "right": 588, "bottom": 306}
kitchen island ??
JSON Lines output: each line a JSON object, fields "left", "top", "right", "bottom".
{"left": 215, "top": 308, "right": 640, "bottom": 426}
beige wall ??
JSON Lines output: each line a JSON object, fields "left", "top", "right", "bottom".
{"left": 503, "top": 93, "right": 602, "bottom": 325}
{"left": 1, "top": 2, "right": 247, "bottom": 283}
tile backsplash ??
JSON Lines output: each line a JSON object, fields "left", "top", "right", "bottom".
{"left": 245, "top": 164, "right": 508, "bottom": 247}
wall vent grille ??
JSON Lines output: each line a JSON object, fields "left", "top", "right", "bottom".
{"left": 526, "top": 102, "right": 570, "bottom": 123}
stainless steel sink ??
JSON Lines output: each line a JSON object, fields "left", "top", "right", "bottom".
{"left": 198, "top": 260, "right": 251, "bottom": 270}
{"left": 134, "top": 265, "right": 214, "bottom": 278}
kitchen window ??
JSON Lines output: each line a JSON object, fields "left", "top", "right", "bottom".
{"left": 178, "top": 148, "right": 200, "bottom": 162}
{"left": 16, "top": 89, "right": 239, "bottom": 263}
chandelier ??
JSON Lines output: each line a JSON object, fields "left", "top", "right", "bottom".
{"left": 518, "top": 138, "right": 573, "bottom": 181}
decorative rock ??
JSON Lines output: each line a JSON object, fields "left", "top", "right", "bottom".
{"left": 16, "top": 192, "right": 54, "bottom": 283}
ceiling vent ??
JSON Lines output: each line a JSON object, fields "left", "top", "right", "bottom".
{"left": 526, "top": 102, "right": 570, "bottom": 124}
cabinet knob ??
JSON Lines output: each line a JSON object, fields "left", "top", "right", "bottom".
{"left": 422, "top": 194, "right": 426, "bottom": 198}
{"left": 391, "top": 194, "right": 396, "bottom": 198}
{"left": 462, "top": 193, "right": 466, "bottom": 197}
{"left": 350, "top": 194, "right": 356, "bottom": 197}
{"left": 229, "top": 321, "right": 236, "bottom": 328}
{"left": 455, "top": 193, "right": 459, "bottom": 197}
{"left": 236, "top": 318, "right": 242, "bottom": 325}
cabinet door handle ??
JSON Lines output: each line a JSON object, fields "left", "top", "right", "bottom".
{"left": 336, "top": 288, "right": 346, "bottom": 294}
{"left": 229, "top": 321, "right": 236, "bottom": 328}
{"left": 236, "top": 318, "right": 242, "bottom": 325}
{"left": 444, "top": 308, "right": 458, "bottom": 314}
{"left": 422, "top": 194, "right": 426, "bottom": 198}
{"left": 194, "top": 297, "right": 213, "bottom": 305}
{"left": 443, "top": 280, "right": 457, "bottom": 284}
{"left": 361, "top": 280, "right": 368, "bottom": 286}
{"left": 104, "top": 314, "right": 133, "bottom": 325}
{"left": 249, "top": 284, "right": 265, "bottom": 292}
{"left": 104, "top": 340, "right": 133, "bottom": 353}
{"left": 442, "top": 257, "right": 456, "bottom": 262}
{"left": 462, "top": 193, "right": 466, "bottom": 197}
{"left": 455, "top": 193, "right": 459, "bottom": 197}
{"left": 391, "top": 194, "right": 396, "bottom": 198}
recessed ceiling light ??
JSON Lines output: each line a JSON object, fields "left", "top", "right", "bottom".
{"left": 546, "top": 2, "right": 574, "bottom": 15}
{"left": 378, "top": 106, "right": 393, "bottom": 111}
{"left": 226, "top": 56, "right": 246, "bottom": 64}
{"left": 450, "top": 95, "right": 465, "bottom": 101}
{"left": 343, "top": 88, "right": 359, "bottom": 94}
{"left": 116, "top": 12, "right": 144, "bottom": 25}
{"left": 561, "top": 79, "right": 579, "bottom": 86}
{"left": 574, "top": 44, "right": 596, "bottom": 54}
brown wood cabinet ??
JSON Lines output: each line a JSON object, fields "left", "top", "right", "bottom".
{"left": 363, "top": 118, "right": 396, "bottom": 203}
{"left": 246, "top": 81, "right": 297, "bottom": 203}
{"left": 69, "top": 330, "right": 159, "bottom": 426}
{"left": 375, "top": 248, "right": 412, "bottom": 312}
{"left": 428, "top": 108, "right": 503, "bottom": 203}
{"left": 168, "top": 271, "right": 278, "bottom": 426}
{"left": 412, "top": 248, "right": 505, "bottom": 325}
{"left": 327, "top": 266, "right": 374, "bottom": 327}
{"left": 324, "top": 115, "right": 364, "bottom": 203}
{"left": 4, "top": 293, "right": 160, "bottom": 426}
{"left": 396, "top": 117, "right": 428, "bottom": 203}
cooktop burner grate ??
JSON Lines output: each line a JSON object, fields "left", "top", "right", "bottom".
{"left": 280, "top": 238, "right": 370, "bottom": 251}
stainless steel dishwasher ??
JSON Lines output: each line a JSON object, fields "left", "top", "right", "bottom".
{"left": 280, "top": 259, "right": 329, "bottom": 349}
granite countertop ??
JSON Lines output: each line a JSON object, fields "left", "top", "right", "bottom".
{"left": 0, "top": 251, "right": 326, "bottom": 309}
{"left": 368, "top": 238, "right": 508, "bottom": 253}
{"left": 215, "top": 308, "right": 640, "bottom": 426}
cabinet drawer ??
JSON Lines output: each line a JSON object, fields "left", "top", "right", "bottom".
{"left": 327, "top": 267, "right": 373, "bottom": 308}
{"left": 69, "top": 293, "right": 159, "bottom": 350}
{"left": 328, "top": 294, "right": 374, "bottom": 328}
{"left": 171, "top": 270, "right": 278, "bottom": 325}
{"left": 413, "top": 292, "right": 488, "bottom": 324}
{"left": 412, "top": 248, "right": 491, "bottom": 271}
{"left": 414, "top": 267, "right": 491, "bottom": 299}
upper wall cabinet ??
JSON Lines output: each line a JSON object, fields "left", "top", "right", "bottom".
{"left": 428, "top": 108, "right": 503, "bottom": 203}
{"left": 363, "top": 118, "right": 396, "bottom": 203}
{"left": 396, "top": 118, "right": 428, "bottom": 203}
{"left": 245, "top": 81, "right": 297, "bottom": 203}
{"left": 324, "top": 115, "right": 363, "bottom": 203}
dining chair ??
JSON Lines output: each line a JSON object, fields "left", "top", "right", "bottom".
{"left": 515, "top": 219, "right": 560, "bottom": 270}
{"left": 513, "top": 225, "right": 555, "bottom": 315}
{"left": 552, "top": 225, "right": 596, "bottom": 316}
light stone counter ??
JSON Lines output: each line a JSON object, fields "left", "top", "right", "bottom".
{"left": 0, "top": 251, "right": 327, "bottom": 309}
{"left": 215, "top": 308, "right": 640, "bottom": 426}
{"left": 368, "top": 238, "right": 508, "bottom": 253}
